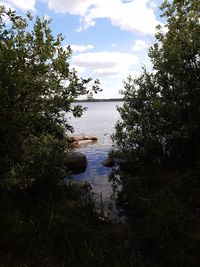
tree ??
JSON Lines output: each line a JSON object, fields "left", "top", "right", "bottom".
{"left": 113, "top": 0, "right": 200, "bottom": 172}
{"left": 111, "top": 1, "right": 200, "bottom": 265}
{"left": 0, "top": 6, "right": 100, "bottom": 185}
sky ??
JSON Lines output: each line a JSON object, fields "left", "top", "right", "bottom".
{"left": 1, "top": 0, "right": 165, "bottom": 99}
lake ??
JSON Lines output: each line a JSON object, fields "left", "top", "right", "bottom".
{"left": 67, "top": 101, "right": 123, "bottom": 219}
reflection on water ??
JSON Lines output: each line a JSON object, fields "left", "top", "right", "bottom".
{"left": 67, "top": 101, "right": 123, "bottom": 220}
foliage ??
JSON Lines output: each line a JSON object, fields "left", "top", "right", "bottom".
{"left": 111, "top": 1, "right": 200, "bottom": 266}
{"left": 113, "top": 0, "right": 200, "bottom": 172}
{"left": 0, "top": 179, "right": 143, "bottom": 267}
{"left": 0, "top": 7, "right": 144, "bottom": 267}
{"left": 0, "top": 7, "right": 140, "bottom": 267}
{"left": 112, "top": 168, "right": 200, "bottom": 267}
{"left": 0, "top": 6, "right": 101, "bottom": 185}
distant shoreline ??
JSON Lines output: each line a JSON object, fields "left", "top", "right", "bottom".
{"left": 74, "top": 98, "right": 124, "bottom": 103}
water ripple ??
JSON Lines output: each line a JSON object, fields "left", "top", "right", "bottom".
{"left": 66, "top": 101, "right": 122, "bottom": 205}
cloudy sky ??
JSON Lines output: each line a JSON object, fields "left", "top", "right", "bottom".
{"left": 2, "top": 0, "right": 165, "bottom": 98}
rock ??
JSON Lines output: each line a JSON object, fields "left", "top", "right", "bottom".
{"left": 73, "top": 139, "right": 97, "bottom": 148}
{"left": 65, "top": 151, "right": 87, "bottom": 174}
{"left": 67, "top": 133, "right": 98, "bottom": 143}
{"left": 101, "top": 157, "right": 115, "bottom": 167}
{"left": 84, "top": 135, "right": 98, "bottom": 141}
{"left": 67, "top": 134, "right": 86, "bottom": 142}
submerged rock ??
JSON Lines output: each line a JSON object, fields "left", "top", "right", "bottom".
{"left": 65, "top": 151, "right": 87, "bottom": 174}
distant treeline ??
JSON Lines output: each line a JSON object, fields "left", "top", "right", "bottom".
{"left": 74, "top": 98, "right": 124, "bottom": 103}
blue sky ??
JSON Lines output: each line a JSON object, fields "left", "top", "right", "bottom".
{"left": 2, "top": 0, "right": 165, "bottom": 98}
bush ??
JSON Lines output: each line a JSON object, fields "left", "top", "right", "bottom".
{"left": 111, "top": 1, "right": 200, "bottom": 266}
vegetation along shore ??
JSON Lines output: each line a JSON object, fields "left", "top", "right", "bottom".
{"left": 0, "top": 0, "right": 200, "bottom": 266}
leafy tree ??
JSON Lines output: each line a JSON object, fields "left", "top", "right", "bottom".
{"left": 0, "top": 6, "right": 100, "bottom": 185}
{"left": 113, "top": 0, "right": 200, "bottom": 172}
{"left": 111, "top": 1, "right": 200, "bottom": 266}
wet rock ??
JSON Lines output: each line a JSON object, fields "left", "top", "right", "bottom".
{"left": 101, "top": 157, "right": 115, "bottom": 167}
{"left": 65, "top": 151, "right": 87, "bottom": 174}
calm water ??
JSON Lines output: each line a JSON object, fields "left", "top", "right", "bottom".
{"left": 67, "top": 101, "right": 123, "bottom": 218}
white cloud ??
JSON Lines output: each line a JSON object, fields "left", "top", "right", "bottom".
{"left": 70, "top": 50, "right": 146, "bottom": 99}
{"left": 77, "top": 16, "right": 96, "bottom": 32}
{"left": 47, "top": 0, "right": 162, "bottom": 35}
{"left": 70, "top": 65, "right": 87, "bottom": 74}
{"left": 47, "top": 0, "right": 91, "bottom": 16}
{"left": 3, "top": 0, "right": 35, "bottom": 11}
{"left": 132, "top": 39, "right": 148, "bottom": 52}
{"left": 148, "top": 1, "right": 157, "bottom": 9}
{"left": 72, "top": 51, "right": 139, "bottom": 77}
{"left": 70, "top": 44, "right": 94, "bottom": 53}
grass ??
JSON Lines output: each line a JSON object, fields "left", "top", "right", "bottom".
{"left": 0, "top": 180, "right": 141, "bottom": 267}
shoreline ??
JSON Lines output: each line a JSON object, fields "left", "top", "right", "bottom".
{"left": 74, "top": 98, "right": 124, "bottom": 103}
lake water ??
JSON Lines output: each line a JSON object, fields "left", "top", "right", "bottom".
{"left": 67, "top": 101, "right": 123, "bottom": 220}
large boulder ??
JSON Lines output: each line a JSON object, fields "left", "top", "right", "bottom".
{"left": 65, "top": 152, "right": 87, "bottom": 174}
